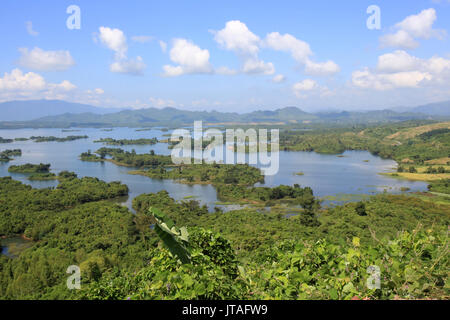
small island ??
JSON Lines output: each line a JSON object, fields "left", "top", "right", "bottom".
{"left": 0, "top": 137, "right": 13, "bottom": 143}
{"left": 93, "top": 137, "right": 158, "bottom": 145}
{"left": 30, "top": 135, "right": 88, "bottom": 143}
{"left": 8, "top": 163, "right": 51, "bottom": 174}
{"left": 0, "top": 149, "right": 21, "bottom": 162}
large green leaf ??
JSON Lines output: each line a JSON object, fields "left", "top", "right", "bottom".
{"left": 149, "top": 207, "right": 191, "bottom": 264}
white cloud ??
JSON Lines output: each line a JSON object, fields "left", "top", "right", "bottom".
{"left": 162, "top": 39, "right": 212, "bottom": 76}
{"left": 98, "top": 27, "right": 128, "bottom": 59}
{"left": 159, "top": 40, "right": 167, "bottom": 53}
{"left": 131, "top": 35, "right": 153, "bottom": 43}
{"left": 213, "top": 21, "right": 274, "bottom": 75}
{"left": 272, "top": 74, "right": 286, "bottom": 83}
{"left": 292, "top": 79, "right": 332, "bottom": 98}
{"left": 25, "top": 21, "right": 38, "bottom": 36}
{"left": 213, "top": 20, "right": 260, "bottom": 55}
{"left": 242, "top": 59, "right": 275, "bottom": 75}
{"left": 264, "top": 32, "right": 339, "bottom": 76}
{"left": 94, "top": 88, "right": 104, "bottom": 95}
{"left": 110, "top": 56, "right": 146, "bottom": 75}
{"left": 17, "top": 47, "right": 75, "bottom": 71}
{"left": 96, "top": 27, "right": 146, "bottom": 75}
{"left": 0, "top": 69, "right": 46, "bottom": 92}
{"left": 352, "top": 68, "right": 432, "bottom": 90}
{"left": 376, "top": 50, "right": 422, "bottom": 73}
{"left": 293, "top": 79, "right": 318, "bottom": 91}
{"left": 353, "top": 50, "right": 450, "bottom": 90}
{"left": 49, "top": 80, "right": 77, "bottom": 91}
{"left": 305, "top": 60, "right": 340, "bottom": 76}
{"left": 292, "top": 79, "right": 319, "bottom": 97}
{"left": 380, "top": 8, "right": 445, "bottom": 49}
{"left": 0, "top": 68, "right": 77, "bottom": 101}
{"left": 264, "top": 32, "right": 311, "bottom": 63}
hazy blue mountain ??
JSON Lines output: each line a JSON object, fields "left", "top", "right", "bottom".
{"left": 392, "top": 100, "right": 450, "bottom": 116}
{"left": 0, "top": 99, "right": 448, "bottom": 129}
{"left": 0, "top": 100, "right": 125, "bottom": 121}
{"left": 410, "top": 101, "right": 450, "bottom": 116}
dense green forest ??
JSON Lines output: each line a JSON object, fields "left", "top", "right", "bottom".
{"left": 80, "top": 148, "right": 173, "bottom": 167}
{"left": 1, "top": 120, "right": 449, "bottom": 300}
{"left": 93, "top": 137, "right": 158, "bottom": 145}
{"left": 0, "top": 176, "right": 448, "bottom": 300}
{"left": 279, "top": 121, "right": 450, "bottom": 163}
{"left": 130, "top": 162, "right": 264, "bottom": 186}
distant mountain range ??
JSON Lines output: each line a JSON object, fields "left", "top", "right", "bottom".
{"left": 0, "top": 100, "right": 125, "bottom": 121}
{"left": 393, "top": 100, "right": 450, "bottom": 116}
{"left": 0, "top": 99, "right": 448, "bottom": 128}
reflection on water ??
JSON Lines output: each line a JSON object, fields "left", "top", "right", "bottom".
{"left": 0, "top": 127, "right": 428, "bottom": 211}
{"left": 1, "top": 236, "right": 33, "bottom": 258}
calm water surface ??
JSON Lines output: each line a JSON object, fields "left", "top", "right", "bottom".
{"left": 0, "top": 127, "right": 428, "bottom": 211}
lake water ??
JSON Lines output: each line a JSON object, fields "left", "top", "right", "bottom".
{"left": 0, "top": 127, "right": 428, "bottom": 211}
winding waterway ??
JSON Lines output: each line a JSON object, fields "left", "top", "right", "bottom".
{"left": 0, "top": 127, "right": 428, "bottom": 211}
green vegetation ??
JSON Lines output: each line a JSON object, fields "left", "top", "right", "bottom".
{"left": 28, "top": 173, "right": 57, "bottom": 181}
{"left": 30, "top": 135, "right": 88, "bottom": 142}
{"left": 80, "top": 148, "right": 173, "bottom": 167}
{"left": 428, "top": 179, "right": 450, "bottom": 194}
{"left": 0, "top": 137, "right": 13, "bottom": 143}
{"left": 0, "top": 176, "right": 448, "bottom": 300}
{"left": 131, "top": 162, "right": 263, "bottom": 186}
{"left": 280, "top": 121, "right": 450, "bottom": 163}
{"left": 0, "top": 149, "right": 21, "bottom": 162}
{"left": 8, "top": 163, "right": 51, "bottom": 173}
{"left": 94, "top": 137, "right": 158, "bottom": 145}
{"left": 79, "top": 191, "right": 449, "bottom": 300}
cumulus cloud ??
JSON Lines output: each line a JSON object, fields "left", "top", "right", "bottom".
{"left": 25, "top": 21, "right": 38, "bottom": 36}
{"left": 96, "top": 26, "right": 146, "bottom": 75}
{"left": 162, "top": 39, "right": 212, "bottom": 76}
{"left": 98, "top": 27, "right": 128, "bottom": 59}
{"left": 264, "top": 32, "right": 340, "bottom": 76}
{"left": 352, "top": 51, "right": 450, "bottom": 90}
{"left": 17, "top": 47, "right": 75, "bottom": 71}
{"left": 242, "top": 59, "right": 275, "bottom": 75}
{"left": 264, "top": 32, "right": 311, "bottom": 63}
{"left": 352, "top": 69, "right": 432, "bottom": 90}
{"left": 0, "top": 69, "right": 46, "bottom": 92}
{"left": 49, "top": 80, "right": 77, "bottom": 91}
{"left": 272, "top": 74, "right": 286, "bottom": 83}
{"left": 305, "top": 60, "right": 340, "bottom": 76}
{"left": 292, "top": 79, "right": 332, "bottom": 98}
{"left": 212, "top": 20, "right": 274, "bottom": 75}
{"left": 0, "top": 68, "right": 77, "bottom": 101}
{"left": 380, "top": 8, "right": 445, "bottom": 49}
{"left": 293, "top": 79, "right": 318, "bottom": 92}
{"left": 211, "top": 21, "right": 338, "bottom": 77}
{"left": 110, "top": 56, "right": 146, "bottom": 75}
{"left": 213, "top": 20, "right": 260, "bottom": 55}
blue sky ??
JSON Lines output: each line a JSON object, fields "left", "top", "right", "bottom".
{"left": 0, "top": 0, "right": 449, "bottom": 112}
